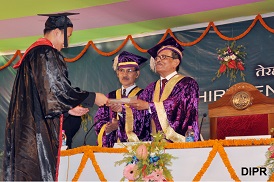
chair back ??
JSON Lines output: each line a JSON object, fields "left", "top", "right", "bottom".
{"left": 208, "top": 82, "right": 274, "bottom": 139}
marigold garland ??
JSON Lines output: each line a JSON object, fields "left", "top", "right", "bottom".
{"left": 217, "top": 143, "right": 240, "bottom": 181}
{"left": 1, "top": 14, "right": 274, "bottom": 71}
{"left": 269, "top": 172, "right": 274, "bottom": 181}
{"left": 88, "top": 151, "right": 107, "bottom": 181}
{"left": 60, "top": 138, "right": 274, "bottom": 181}
{"left": 193, "top": 143, "right": 218, "bottom": 181}
{"left": 72, "top": 151, "right": 89, "bottom": 181}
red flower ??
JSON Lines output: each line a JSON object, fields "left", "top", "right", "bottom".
{"left": 270, "top": 152, "right": 274, "bottom": 159}
{"left": 237, "top": 61, "right": 245, "bottom": 71}
{"left": 219, "top": 64, "right": 226, "bottom": 73}
{"left": 227, "top": 60, "right": 237, "bottom": 69}
{"left": 213, "top": 42, "right": 246, "bottom": 83}
{"left": 142, "top": 164, "right": 147, "bottom": 177}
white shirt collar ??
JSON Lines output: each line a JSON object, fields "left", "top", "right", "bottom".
{"left": 160, "top": 71, "right": 177, "bottom": 81}
{"left": 122, "top": 84, "right": 136, "bottom": 96}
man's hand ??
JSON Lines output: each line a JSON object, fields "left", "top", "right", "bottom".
{"left": 128, "top": 99, "right": 149, "bottom": 110}
{"left": 68, "top": 106, "right": 89, "bottom": 116}
{"left": 109, "top": 103, "right": 122, "bottom": 113}
{"left": 95, "top": 93, "right": 108, "bottom": 106}
{"left": 105, "top": 118, "right": 119, "bottom": 133}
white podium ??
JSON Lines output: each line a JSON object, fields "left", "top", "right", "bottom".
{"left": 58, "top": 141, "right": 271, "bottom": 181}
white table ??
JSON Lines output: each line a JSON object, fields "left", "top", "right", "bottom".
{"left": 58, "top": 145, "right": 270, "bottom": 181}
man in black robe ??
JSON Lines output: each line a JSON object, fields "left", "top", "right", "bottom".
{"left": 62, "top": 114, "right": 82, "bottom": 149}
{"left": 2, "top": 13, "right": 108, "bottom": 181}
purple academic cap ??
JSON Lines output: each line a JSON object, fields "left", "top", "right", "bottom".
{"left": 113, "top": 51, "right": 148, "bottom": 70}
{"left": 147, "top": 37, "right": 184, "bottom": 60}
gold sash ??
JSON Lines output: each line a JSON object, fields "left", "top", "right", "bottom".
{"left": 97, "top": 124, "right": 107, "bottom": 147}
{"left": 117, "top": 87, "right": 141, "bottom": 142}
{"left": 152, "top": 74, "right": 186, "bottom": 142}
{"left": 97, "top": 87, "right": 141, "bottom": 146}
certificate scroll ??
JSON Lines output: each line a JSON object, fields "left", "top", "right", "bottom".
{"left": 108, "top": 96, "right": 137, "bottom": 104}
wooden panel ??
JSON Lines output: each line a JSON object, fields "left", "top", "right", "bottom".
{"left": 209, "top": 104, "right": 274, "bottom": 118}
{"left": 208, "top": 82, "right": 274, "bottom": 139}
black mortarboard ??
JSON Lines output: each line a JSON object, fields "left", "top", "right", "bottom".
{"left": 37, "top": 12, "right": 79, "bottom": 48}
{"left": 147, "top": 37, "right": 184, "bottom": 59}
{"left": 113, "top": 51, "right": 148, "bottom": 71}
{"left": 147, "top": 37, "right": 184, "bottom": 72}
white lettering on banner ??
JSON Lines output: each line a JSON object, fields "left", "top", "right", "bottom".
{"left": 200, "top": 90, "right": 226, "bottom": 103}
{"left": 214, "top": 90, "right": 225, "bottom": 101}
{"left": 255, "top": 85, "right": 264, "bottom": 93}
{"left": 266, "top": 85, "right": 274, "bottom": 96}
{"left": 255, "top": 65, "right": 274, "bottom": 77}
{"left": 199, "top": 92, "right": 206, "bottom": 102}
{"left": 209, "top": 91, "right": 212, "bottom": 102}
{"left": 200, "top": 84, "right": 274, "bottom": 103}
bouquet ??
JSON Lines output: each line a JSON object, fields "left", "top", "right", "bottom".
{"left": 212, "top": 41, "right": 247, "bottom": 83}
{"left": 115, "top": 132, "right": 177, "bottom": 181}
{"left": 264, "top": 128, "right": 274, "bottom": 179}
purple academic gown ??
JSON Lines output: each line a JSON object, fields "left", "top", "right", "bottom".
{"left": 132, "top": 75, "right": 200, "bottom": 142}
{"left": 94, "top": 86, "right": 151, "bottom": 147}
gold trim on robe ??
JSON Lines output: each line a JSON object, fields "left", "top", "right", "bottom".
{"left": 117, "top": 87, "right": 142, "bottom": 142}
{"left": 97, "top": 124, "right": 107, "bottom": 147}
{"left": 153, "top": 74, "right": 186, "bottom": 142}
{"left": 97, "top": 87, "right": 142, "bottom": 146}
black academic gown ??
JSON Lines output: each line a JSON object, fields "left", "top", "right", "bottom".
{"left": 3, "top": 45, "right": 95, "bottom": 181}
{"left": 62, "top": 114, "right": 82, "bottom": 149}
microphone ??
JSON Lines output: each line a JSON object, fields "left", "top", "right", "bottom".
{"left": 199, "top": 113, "right": 207, "bottom": 141}
{"left": 83, "top": 121, "right": 100, "bottom": 146}
{"left": 83, "top": 105, "right": 110, "bottom": 146}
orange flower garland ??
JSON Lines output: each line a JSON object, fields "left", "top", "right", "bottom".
{"left": 217, "top": 143, "right": 240, "bottom": 181}
{"left": 193, "top": 143, "right": 219, "bottom": 181}
{"left": 1, "top": 14, "right": 274, "bottom": 71}
{"left": 88, "top": 151, "right": 106, "bottom": 181}
{"left": 72, "top": 151, "right": 89, "bottom": 181}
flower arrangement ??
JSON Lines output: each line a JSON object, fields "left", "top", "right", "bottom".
{"left": 115, "top": 132, "right": 177, "bottom": 181}
{"left": 212, "top": 41, "right": 247, "bottom": 83}
{"left": 265, "top": 144, "right": 274, "bottom": 178}
{"left": 264, "top": 128, "right": 274, "bottom": 179}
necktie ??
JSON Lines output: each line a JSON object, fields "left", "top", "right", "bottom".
{"left": 161, "top": 79, "right": 167, "bottom": 94}
{"left": 122, "top": 89, "right": 127, "bottom": 98}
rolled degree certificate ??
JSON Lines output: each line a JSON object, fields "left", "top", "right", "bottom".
{"left": 108, "top": 96, "right": 137, "bottom": 104}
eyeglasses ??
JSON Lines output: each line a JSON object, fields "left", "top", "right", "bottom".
{"left": 155, "top": 54, "right": 174, "bottom": 61}
{"left": 118, "top": 68, "right": 137, "bottom": 74}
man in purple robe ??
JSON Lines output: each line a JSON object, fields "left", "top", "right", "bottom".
{"left": 94, "top": 51, "right": 151, "bottom": 147}
{"left": 128, "top": 37, "right": 200, "bottom": 142}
